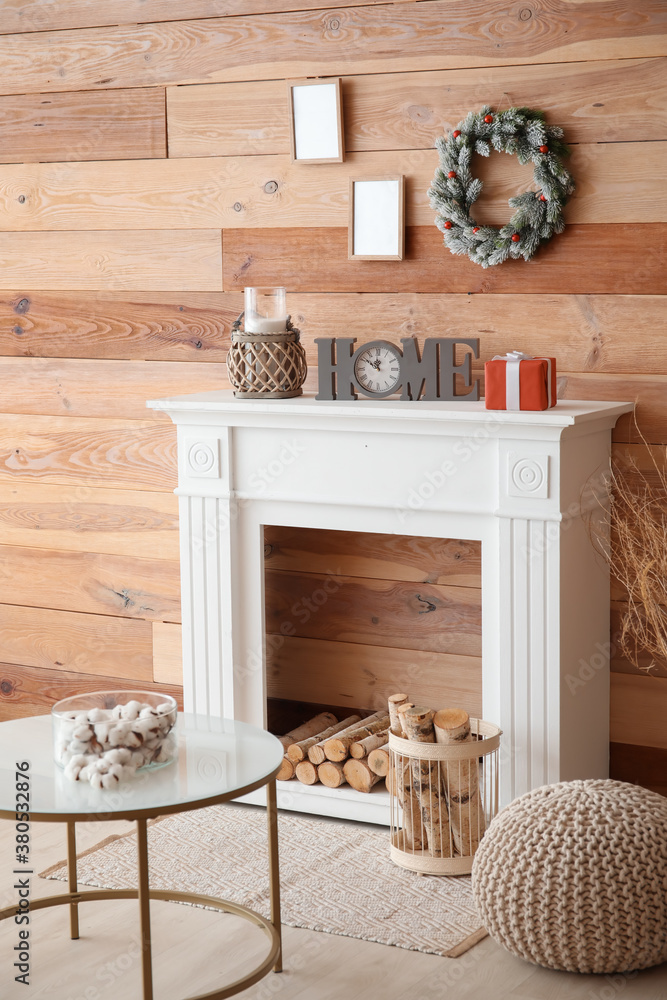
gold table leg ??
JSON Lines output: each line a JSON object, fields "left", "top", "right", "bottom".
{"left": 266, "top": 780, "right": 282, "bottom": 973}
{"left": 136, "top": 818, "right": 153, "bottom": 1000}
{"left": 66, "top": 821, "right": 79, "bottom": 940}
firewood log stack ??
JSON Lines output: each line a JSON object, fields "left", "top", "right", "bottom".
{"left": 276, "top": 712, "right": 337, "bottom": 781}
{"left": 275, "top": 710, "right": 390, "bottom": 792}
{"left": 275, "top": 697, "right": 487, "bottom": 863}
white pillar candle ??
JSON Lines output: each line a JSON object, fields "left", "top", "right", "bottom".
{"left": 244, "top": 316, "right": 287, "bottom": 334}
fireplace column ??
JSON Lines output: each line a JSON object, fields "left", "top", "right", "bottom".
{"left": 492, "top": 432, "right": 614, "bottom": 804}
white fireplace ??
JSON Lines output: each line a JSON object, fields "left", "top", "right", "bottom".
{"left": 148, "top": 391, "right": 631, "bottom": 824}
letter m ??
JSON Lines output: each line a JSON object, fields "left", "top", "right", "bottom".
{"left": 400, "top": 338, "right": 439, "bottom": 400}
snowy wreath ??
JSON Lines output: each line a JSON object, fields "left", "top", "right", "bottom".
{"left": 428, "top": 105, "right": 575, "bottom": 268}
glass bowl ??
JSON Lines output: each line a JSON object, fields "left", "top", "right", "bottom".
{"left": 52, "top": 691, "right": 178, "bottom": 773}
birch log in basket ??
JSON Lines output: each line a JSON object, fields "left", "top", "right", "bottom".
{"left": 388, "top": 717, "right": 502, "bottom": 876}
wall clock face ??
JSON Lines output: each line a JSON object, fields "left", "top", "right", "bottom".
{"left": 353, "top": 342, "right": 402, "bottom": 397}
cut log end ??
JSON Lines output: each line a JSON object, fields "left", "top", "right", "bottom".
{"left": 343, "top": 758, "right": 382, "bottom": 793}
{"left": 295, "top": 760, "right": 319, "bottom": 785}
{"left": 402, "top": 706, "right": 435, "bottom": 743}
{"left": 434, "top": 708, "right": 470, "bottom": 743}
{"left": 367, "top": 746, "right": 390, "bottom": 777}
{"left": 318, "top": 760, "right": 347, "bottom": 788}
{"left": 276, "top": 756, "right": 295, "bottom": 781}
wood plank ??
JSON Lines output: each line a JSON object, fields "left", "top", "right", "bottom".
{"left": 0, "top": 0, "right": 390, "bottom": 35}
{"left": 610, "top": 672, "right": 667, "bottom": 749}
{"left": 344, "top": 58, "right": 667, "bottom": 151}
{"left": 0, "top": 358, "right": 229, "bottom": 418}
{"left": 264, "top": 527, "right": 482, "bottom": 586}
{"left": 223, "top": 224, "right": 667, "bottom": 295}
{"left": 167, "top": 81, "right": 290, "bottom": 159}
{"left": 288, "top": 294, "right": 664, "bottom": 374}
{"left": 168, "top": 59, "right": 667, "bottom": 157}
{"left": 0, "top": 661, "right": 182, "bottom": 723}
{"left": 0, "top": 604, "right": 153, "bottom": 679}
{"left": 1, "top": 144, "right": 663, "bottom": 230}
{"left": 1, "top": 292, "right": 664, "bottom": 375}
{"left": 0, "top": 290, "right": 238, "bottom": 362}
{"left": 265, "top": 569, "right": 481, "bottom": 655}
{"left": 153, "top": 621, "right": 183, "bottom": 686}
{"left": 0, "top": 544, "right": 180, "bottom": 622}
{"left": 0, "top": 89, "right": 166, "bottom": 164}
{"left": 0, "top": 483, "right": 179, "bottom": 559}
{"left": 267, "top": 635, "right": 482, "bottom": 717}
{"left": 612, "top": 441, "right": 667, "bottom": 483}
{"left": 0, "top": 414, "right": 177, "bottom": 492}
{"left": 559, "top": 373, "right": 667, "bottom": 444}
{"left": 609, "top": 741, "right": 667, "bottom": 795}
{"left": 0, "top": 231, "right": 222, "bottom": 291}
{"left": 0, "top": 368, "right": 647, "bottom": 447}
{"left": 0, "top": 3, "right": 665, "bottom": 96}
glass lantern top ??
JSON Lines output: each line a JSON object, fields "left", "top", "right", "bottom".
{"left": 244, "top": 286, "right": 287, "bottom": 334}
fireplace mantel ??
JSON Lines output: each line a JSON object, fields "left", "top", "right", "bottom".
{"left": 148, "top": 391, "right": 632, "bottom": 823}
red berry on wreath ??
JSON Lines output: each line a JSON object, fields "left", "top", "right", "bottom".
{"left": 472, "top": 227, "right": 480, "bottom": 233}
{"left": 444, "top": 221, "right": 453, "bottom": 229}
{"left": 484, "top": 114, "right": 493, "bottom": 123}
{"left": 539, "top": 144, "right": 548, "bottom": 153}
{"left": 453, "top": 130, "right": 461, "bottom": 138}
{"left": 511, "top": 234, "right": 520, "bottom": 242}
{"left": 448, "top": 170, "right": 457, "bottom": 178}
{"left": 540, "top": 194, "right": 547, "bottom": 202}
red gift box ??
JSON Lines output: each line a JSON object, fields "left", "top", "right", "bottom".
{"left": 484, "top": 352, "right": 557, "bottom": 411}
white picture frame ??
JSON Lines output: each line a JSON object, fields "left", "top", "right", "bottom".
{"left": 348, "top": 176, "right": 405, "bottom": 261}
{"left": 287, "top": 78, "right": 344, "bottom": 164}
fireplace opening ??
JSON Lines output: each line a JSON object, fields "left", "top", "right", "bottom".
{"left": 263, "top": 525, "right": 483, "bottom": 765}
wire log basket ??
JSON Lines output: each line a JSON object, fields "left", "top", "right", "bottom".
{"left": 226, "top": 314, "right": 308, "bottom": 399}
{"left": 388, "top": 719, "right": 502, "bottom": 876}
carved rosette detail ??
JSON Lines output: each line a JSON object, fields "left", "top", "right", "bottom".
{"left": 187, "top": 441, "right": 220, "bottom": 478}
{"left": 512, "top": 459, "right": 544, "bottom": 493}
{"left": 507, "top": 454, "right": 550, "bottom": 500}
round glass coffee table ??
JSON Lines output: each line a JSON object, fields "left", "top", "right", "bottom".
{"left": 0, "top": 713, "right": 284, "bottom": 1000}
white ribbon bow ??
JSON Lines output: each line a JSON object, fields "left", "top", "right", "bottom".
{"left": 491, "top": 351, "right": 553, "bottom": 410}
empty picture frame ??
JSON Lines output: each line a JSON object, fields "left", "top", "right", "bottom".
{"left": 288, "top": 78, "right": 344, "bottom": 163}
{"left": 349, "top": 176, "right": 405, "bottom": 261}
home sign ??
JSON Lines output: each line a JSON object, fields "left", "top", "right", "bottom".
{"left": 315, "top": 337, "right": 480, "bottom": 401}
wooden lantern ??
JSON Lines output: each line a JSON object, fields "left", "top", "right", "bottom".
{"left": 226, "top": 314, "right": 308, "bottom": 399}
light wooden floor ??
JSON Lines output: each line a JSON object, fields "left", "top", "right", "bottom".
{"left": 1, "top": 815, "right": 666, "bottom": 1000}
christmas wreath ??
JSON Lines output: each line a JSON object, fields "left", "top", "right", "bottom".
{"left": 428, "top": 105, "right": 575, "bottom": 268}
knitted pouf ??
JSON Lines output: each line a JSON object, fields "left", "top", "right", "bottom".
{"left": 471, "top": 779, "right": 667, "bottom": 974}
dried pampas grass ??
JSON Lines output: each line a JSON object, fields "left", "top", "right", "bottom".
{"left": 591, "top": 428, "right": 667, "bottom": 674}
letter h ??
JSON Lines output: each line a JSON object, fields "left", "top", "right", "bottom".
{"left": 315, "top": 338, "right": 357, "bottom": 400}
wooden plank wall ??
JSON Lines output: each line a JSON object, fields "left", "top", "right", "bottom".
{"left": 0, "top": 2, "right": 665, "bottom": 787}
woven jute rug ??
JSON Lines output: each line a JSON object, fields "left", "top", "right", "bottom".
{"left": 41, "top": 803, "right": 487, "bottom": 958}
